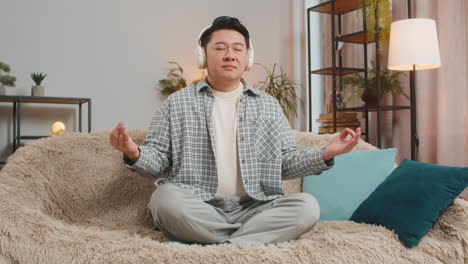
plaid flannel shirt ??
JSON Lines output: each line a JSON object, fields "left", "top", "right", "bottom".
{"left": 124, "top": 78, "right": 334, "bottom": 201}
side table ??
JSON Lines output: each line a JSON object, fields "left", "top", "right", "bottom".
{"left": 0, "top": 96, "right": 91, "bottom": 165}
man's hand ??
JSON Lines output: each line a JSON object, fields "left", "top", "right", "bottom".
{"left": 322, "top": 127, "right": 361, "bottom": 161}
{"left": 109, "top": 122, "right": 140, "bottom": 162}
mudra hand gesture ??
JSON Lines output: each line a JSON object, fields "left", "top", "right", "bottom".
{"left": 109, "top": 122, "right": 140, "bottom": 161}
{"left": 322, "top": 128, "right": 361, "bottom": 161}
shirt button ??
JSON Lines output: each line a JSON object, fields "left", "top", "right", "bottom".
{"left": 244, "top": 179, "right": 248, "bottom": 184}
{"left": 239, "top": 117, "right": 243, "bottom": 121}
{"left": 240, "top": 137, "right": 245, "bottom": 141}
{"left": 241, "top": 159, "right": 246, "bottom": 163}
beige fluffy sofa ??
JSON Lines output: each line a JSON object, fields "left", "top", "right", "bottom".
{"left": 0, "top": 129, "right": 466, "bottom": 264}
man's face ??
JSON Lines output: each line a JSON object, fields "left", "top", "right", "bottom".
{"left": 205, "top": 29, "right": 248, "bottom": 82}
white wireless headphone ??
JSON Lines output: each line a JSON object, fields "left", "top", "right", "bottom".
{"left": 196, "top": 25, "right": 254, "bottom": 71}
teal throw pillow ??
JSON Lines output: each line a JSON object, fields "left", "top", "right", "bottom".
{"left": 302, "top": 148, "right": 397, "bottom": 221}
{"left": 351, "top": 158, "right": 468, "bottom": 248}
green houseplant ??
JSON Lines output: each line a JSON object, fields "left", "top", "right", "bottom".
{"left": 254, "top": 63, "right": 303, "bottom": 120}
{"left": 342, "top": 61, "right": 408, "bottom": 107}
{"left": 31, "top": 72, "right": 47, "bottom": 96}
{"left": 157, "top": 62, "right": 206, "bottom": 97}
{"left": 0, "top": 61, "right": 16, "bottom": 95}
{"left": 157, "top": 62, "right": 188, "bottom": 96}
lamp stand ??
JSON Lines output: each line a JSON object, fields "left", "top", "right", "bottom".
{"left": 410, "top": 64, "right": 419, "bottom": 160}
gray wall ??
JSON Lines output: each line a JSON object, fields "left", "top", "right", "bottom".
{"left": 0, "top": 0, "right": 308, "bottom": 161}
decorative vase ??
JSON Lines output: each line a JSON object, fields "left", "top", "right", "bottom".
{"left": 336, "top": 91, "right": 345, "bottom": 108}
{"left": 31, "top": 85, "right": 45, "bottom": 96}
{"left": 328, "top": 92, "right": 346, "bottom": 112}
{"left": 0, "top": 84, "right": 6, "bottom": 96}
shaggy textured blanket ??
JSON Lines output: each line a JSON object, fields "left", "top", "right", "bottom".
{"left": 0, "top": 130, "right": 466, "bottom": 264}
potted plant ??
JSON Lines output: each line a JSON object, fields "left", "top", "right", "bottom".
{"left": 31, "top": 72, "right": 47, "bottom": 96}
{"left": 157, "top": 61, "right": 206, "bottom": 97}
{"left": 0, "top": 61, "right": 16, "bottom": 96}
{"left": 341, "top": 61, "right": 408, "bottom": 107}
{"left": 157, "top": 62, "right": 188, "bottom": 96}
{"left": 254, "top": 63, "right": 303, "bottom": 121}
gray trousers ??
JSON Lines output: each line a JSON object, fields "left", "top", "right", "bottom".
{"left": 148, "top": 183, "right": 320, "bottom": 246}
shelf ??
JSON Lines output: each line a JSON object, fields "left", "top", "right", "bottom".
{"left": 337, "top": 31, "right": 375, "bottom": 44}
{"left": 319, "top": 132, "right": 367, "bottom": 135}
{"left": 307, "top": 0, "right": 414, "bottom": 154}
{"left": 1, "top": 96, "right": 92, "bottom": 166}
{"left": 17, "top": 136, "right": 51, "bottom": 140}
{"left": 318, "top": 130, "right": 368, "bottom": 135}
{"left": 309, "top": 0, "right": 361, "bottom": 15}
{"left": 0, "top": 95, "right": 90, "bottom": 104}
{"left": 336, "top": 105, "right": 412, "bottom": 112}
{"left": 310, "top": 67, "right": 365, "bottom": 76}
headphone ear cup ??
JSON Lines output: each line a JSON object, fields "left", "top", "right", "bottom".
{"left": 246, "top": 48, "right": 254, "bottom": 71}
{"left": 196, "top": 46, "right": 206, "bottom": 69}
{"left": 196, "top": 25, "right": 211, "bottom": 70}
{"left": 246, "top": 39, "right": 254, "bottom": 71}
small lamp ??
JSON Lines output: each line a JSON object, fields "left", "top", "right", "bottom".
{"left": 387, "top": 18, "right": 441, "bottom": 161}
{"left": 51, "top": 121, "right": 66, "bottom": 135}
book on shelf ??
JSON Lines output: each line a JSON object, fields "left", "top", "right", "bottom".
{"left": 316, "top": 119, "right": 360, "bottom": 123}
{"left": 316, "top": 111, "right": 361, "bottom": 134}
{"left": 319, "top": 127, "right": 356, "bottom": 133}
{"left": 318, "top": 112, "right": 358, "bottom": 119}
{"left": 319, "top": 121, "right": 361, "bottom": 127}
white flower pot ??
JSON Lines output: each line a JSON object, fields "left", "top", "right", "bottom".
{"left": 31, "top": 85, "right": 45, "bottom": 96}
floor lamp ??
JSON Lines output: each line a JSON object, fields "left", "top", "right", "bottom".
{"left": 387, "top": 18, "right": 441, "bottom": 161}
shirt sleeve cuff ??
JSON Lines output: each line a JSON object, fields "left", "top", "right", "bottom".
{"left": 324, "top": 156, "right": 335, "bottom": 167}
{"left": 122, "top": 147, "right": 141, "bottom": 168}
{"left": 320, "top": 146, "right": 335, "bottom": 168}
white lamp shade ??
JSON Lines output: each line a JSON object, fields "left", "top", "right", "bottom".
{"left": 388, "top": 18, "right": 441, "bottom": 71}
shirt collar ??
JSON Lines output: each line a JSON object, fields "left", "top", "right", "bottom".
{"left": 195, "top": 77, "right": 262, "bottom": 96}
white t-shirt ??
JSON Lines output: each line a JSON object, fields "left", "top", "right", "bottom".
{"left": 211, "top": 83, "right": 248, "bottom": 198}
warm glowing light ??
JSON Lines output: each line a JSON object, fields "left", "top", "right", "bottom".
{"left": 51, "top": 121, "right": 65, "bottom": 135}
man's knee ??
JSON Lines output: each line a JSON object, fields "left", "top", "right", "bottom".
{"left": 149, "top": 183, "right": 188, "bottom": 222}
{"left": 293, "top": 193, "right": 320, "bottom": 231}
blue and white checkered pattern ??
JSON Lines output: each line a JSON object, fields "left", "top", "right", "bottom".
{"left": 125, "top": 78, "right": 333, "bottom": 201}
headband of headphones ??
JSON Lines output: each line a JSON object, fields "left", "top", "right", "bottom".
{"left": 195, "top": 25, "right": 254, "bottom": 71}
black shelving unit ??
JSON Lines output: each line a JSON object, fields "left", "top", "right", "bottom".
{"left": 307, "top": 0, "right": 414, "bottom": 156}
{"left": 0, "top": 96, "right": 92, "bottom": 166}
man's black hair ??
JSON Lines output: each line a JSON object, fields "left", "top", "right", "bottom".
{"left": 199, "top": 16, "right": 250, "bottom": 49}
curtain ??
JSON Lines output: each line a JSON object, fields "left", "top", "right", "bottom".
{"left": 389, "top": 0, "right": 468, "bottom": 197}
